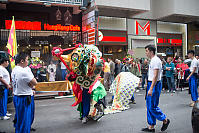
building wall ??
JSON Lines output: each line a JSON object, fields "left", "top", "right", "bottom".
{"left": 98, "top": 16, "right": 128, "bottom": 60}
{"left": 173, "top": 0, "right": 199, "bottom": 16}
{"left": 188, "top": 23, "right": 199, "bottom": 55}
{"left": 127, "top": 19, "right": 157, "bottom": 58}
{"left": 134, "top": 0, "right": 199, "bottom": 20}
{"left": 157, "top": 21, "right": 187, "bottom": 57}
{"left": 152, "top": 0, "right": 174, "bottom": 19}
{"left": 99, "top": 16, "right": 126, "bottom": 31}
{"left": 95, "top": 0, "right": 150, "bottom": 10}
{"left": 157, "top": 22, "right": 182, "bottom": 33}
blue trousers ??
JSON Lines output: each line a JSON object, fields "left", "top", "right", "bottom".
{"left": 166, "top": 76, "right": 175, "bottom": 91}
{"left": 110, "top": 74, "right": 114, "bottom": 85}
{"left": 142, "top": 73, "right": 148, "bottom": 88}
{"left": 131, "top": 93, "right": 135, "bottom": 101}
{"left": 146, "top": 81, "right": 166, "bottom": 125}
{"left": 61, "top": 69, "right": 67, "bottom": 81}
{"left": 0, "top": 88, "right": 8, "bottom": 117}
{"left": 189, "top": 74, "right": 198, "bottom": 102}
{"left": 82, "top": 88, "right": 91, "bottom": 118}
{"left": 13, "top": 95, "right": 35, "bottom": 133}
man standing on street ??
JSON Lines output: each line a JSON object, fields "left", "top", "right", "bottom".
{"left": 103, "top": 60, "right": 111, "bottom": 91}
{"left": 114, "top": 59, "right": 120, "bottom": 77}
{"left": 0, "top": 56, "right": 12, "bottom": 120}
{"left": 141, "top": 59, "right": 148, "bottom": 89}
{"left": 121, "top": 58, "right": 131, "bottom": 72}
{"left": 186, "top": 50, "right": 199, "bottom": 107}
{"left": 142, "top": 45, "right": 170, "bottom": 132}
{"left": 47, "top": 61, "right": 56, "bottom": 81}
{"left": 164, "top": 57, "right": 175, "bottom": 93}
{"left": 108, "top": 57, "right": 115, "bottom": 84}
{"left": 12, "top": 52, "right": 37, "bottom": 133}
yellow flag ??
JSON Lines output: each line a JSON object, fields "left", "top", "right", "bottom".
{"left": 6, "top": 16, "right": 17, "bottom": 69}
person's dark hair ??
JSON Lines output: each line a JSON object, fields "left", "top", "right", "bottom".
{"left": 145, "top": 45, "right": 156, "bottom": 54}
{"left": 187, "top": 50, "right": 195, "bottom": 56}
{"left": 15, "top": 52, "right": 28, "bottom": 65}
{"left": 139, "top": 59, "right": 142, "bottom": 64}
{"left": 0, "top": 55, "right": 9, "bottom": 65}
{"left": 108, "top": 57, "right": 112, "bottom": 61}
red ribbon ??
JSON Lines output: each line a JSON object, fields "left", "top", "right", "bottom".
{"left": 88, "top": 76, "right": 100, "bottom": 94}
{"left": 71, "top": 82, "right": 82, "bottom": 106}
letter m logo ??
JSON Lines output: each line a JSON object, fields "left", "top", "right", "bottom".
{"left": 136, "top": 20, "right": 150, "bottom": 35}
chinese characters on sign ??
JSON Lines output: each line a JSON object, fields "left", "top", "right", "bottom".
{"left": 5, "top": 20, "right": 81, "bottom": 31}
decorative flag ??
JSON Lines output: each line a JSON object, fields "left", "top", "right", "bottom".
{"left": 6, "top": 16, "right": 17, "bottom": 69}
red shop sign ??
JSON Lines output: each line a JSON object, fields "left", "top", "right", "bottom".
{"left": 5, "top": 20, "right": 81, "bottom": 31}
{"left": 136, "top": 20, "right": 150, "bottom": 35}
{"left": 5, "top": 20, "right": 41, "bottom": 30}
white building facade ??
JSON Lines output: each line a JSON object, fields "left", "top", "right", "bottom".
{"left": 95, "top": 0, "right": 199, "bottom": 58}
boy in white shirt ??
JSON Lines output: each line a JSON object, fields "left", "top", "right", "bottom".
{"left": 12, "top": 52, "right": 37, "bottom": 133}
{"left": 142, "top": 45, "right": 170, "bottom": 132}
{"left": 0, "top": 56, "right": 11, "bottom": 120}
{"left": 186, "top": 50, "right": 199, "bottom": 107}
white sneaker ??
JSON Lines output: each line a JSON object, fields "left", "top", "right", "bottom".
{"left": 1, "top": 116, "right": 10, "bottom": 120}
{"left": 6, "top": 113, "right": 12, "bottom": 117}
{"left": 189, "top": 102, "right": 195, "bottom": 107}
{"left": 81, "top": 117, "right": 88, "bottom": 124}
{"left": 167, "top": 90, "right": 170, "bottom": 93}
{"left": 136, "top": 90, "right": 140, "bottom": 93}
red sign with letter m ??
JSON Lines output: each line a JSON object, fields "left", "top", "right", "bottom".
{"left": 136, "top": 20, "right": 150, "bottom": 35}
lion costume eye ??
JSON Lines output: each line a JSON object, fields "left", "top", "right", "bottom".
{"left": 71, "top": 53, "right": 79, "bottom": 62}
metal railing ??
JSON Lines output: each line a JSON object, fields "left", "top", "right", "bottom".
{"left": 24, "top": 0, "right": 83, "bottom": 5}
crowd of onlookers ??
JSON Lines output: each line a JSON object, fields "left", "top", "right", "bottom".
{"left": 30, "top": 60, "right": 68, "bottom": 82}
{"left": 30, "top": 52, "right": 199, "bottom": 95}
{"left": 102, "top": 53, "right": 199, "bottom": 93}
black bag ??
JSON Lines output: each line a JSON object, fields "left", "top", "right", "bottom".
{"left": 0, "top": 85, "right": 6, "bottom": 98}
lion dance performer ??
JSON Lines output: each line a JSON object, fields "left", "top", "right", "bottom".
{"left": 105, "top": 72, "right": 140, "bottom": 114}
{"left": 52, "top": 43, "right": 107, "bottom": 124}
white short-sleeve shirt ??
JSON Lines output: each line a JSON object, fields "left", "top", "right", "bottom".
{"left": 61, "top": 62, "right": 66, "bottom": 69}
{"left": 0, "top": 66, "right": 10, "bottom": 85}
{"left": 148, "top": 56, "right": 162, "bottom": 81}
{"left": 48, "top": 64, "right": 56, "bottom": 73}
{"left": 190, "top": 58, "right": 198, "bottom": 73}
{"left": 11, "top": 66, "right": 34, "bottom": 96}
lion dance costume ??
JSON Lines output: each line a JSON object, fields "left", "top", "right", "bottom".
{"left": 52, "top": 44, "right": 107, "bottom": 123}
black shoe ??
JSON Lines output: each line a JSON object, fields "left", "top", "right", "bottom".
{"left": 161, "top": 119, "right": 170, "bottom": 131}
{"left": 141, "top": 128, "right": 155, "bottom": 132}
{"left": 108, "top": 99, "right": 113, "bottom": 104}
{"left": 30, "top": 128, "right": 36, "bottom": 132}
{"left": 130, "top": 100, "right": 136, "bottom": 104}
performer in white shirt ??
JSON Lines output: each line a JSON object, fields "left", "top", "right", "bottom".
{"left": 12, "top": 52, "right": 37, "bottom": 133}
{"left": 0, "top": 56, "right": 11, "bottom": 120}
{"left": 142, "top": 45, "right": 170, "bottom": 132}
{"left": 186, "top": 50, "right": 199, "bottom": 107}
{"left": 60, "top": 62, "right": 67, "bottom": 81}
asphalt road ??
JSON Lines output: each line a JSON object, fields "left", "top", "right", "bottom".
{"left": 0, "top": 89, "right": 193, "bottom": 133}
